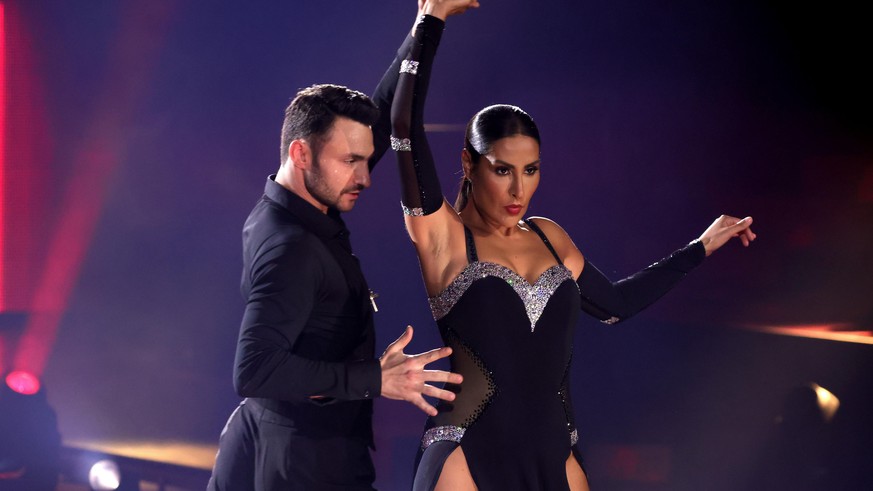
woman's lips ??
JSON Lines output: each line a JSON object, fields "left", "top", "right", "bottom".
{"left": 505, "top": 205, "right": 522, "bottom": 215}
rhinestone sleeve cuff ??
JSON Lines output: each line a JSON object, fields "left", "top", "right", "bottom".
{"left": 400, "top": 59, "right": 420, "bottom": 75}
{"left": 390, "top": 135, "right": 412, "bottom": 152}
{"left": 401, "top": 202, "right": 425, "bottom": 216}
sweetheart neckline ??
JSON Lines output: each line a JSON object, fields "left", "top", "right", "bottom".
{"left": 427, "top": 261, "right": 577, "bottom": 329}
{"left": 430, "top": 261, "right": 570, "bottom": 300}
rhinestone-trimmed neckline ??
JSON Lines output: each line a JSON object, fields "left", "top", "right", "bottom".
{"left": 428, "top": 261, "right": 577, "bottom": 330}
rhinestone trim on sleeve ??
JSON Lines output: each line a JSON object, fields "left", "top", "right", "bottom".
{"left": 400, "top": 59, "right": 420, "bottom": 75}
{"left": 401, "top": 202, "right": 425, "bottom": 216}
{"left": 390, "top": 135, "right": 412, "bottom": 152}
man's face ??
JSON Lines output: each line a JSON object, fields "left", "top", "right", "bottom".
{"left": 304, "top": 117, "right": 374, "bottom": 213}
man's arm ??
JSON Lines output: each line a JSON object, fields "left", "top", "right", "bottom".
{"left": 233, "top": 237, "right": 380, "bottom": 403}
{"left": 368, "top": 33, "right": 417, "bottom": 171}
{"left": 369, "top": 2, "right": 477, "bottom": 171}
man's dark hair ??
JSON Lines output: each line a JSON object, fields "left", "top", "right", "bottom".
{"left": 280, "top": 84, "right": 379, "bottom": 164}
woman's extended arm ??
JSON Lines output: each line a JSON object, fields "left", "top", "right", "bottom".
{"left": 577, "top": 241, "right": 706, "bottom": 324}
{"left": 575, "top": 214, "right": 755, "bottom": 324}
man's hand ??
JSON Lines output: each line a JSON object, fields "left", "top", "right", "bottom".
{"left": 698, "top": 215, "right": 757, "bottom": 256}
{"left": 380, "top": 326, "right": 463, "bottom": 416}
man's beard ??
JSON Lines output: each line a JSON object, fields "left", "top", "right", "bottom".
{"left": 303, "top": 151, "right": 362, "bottom": 212}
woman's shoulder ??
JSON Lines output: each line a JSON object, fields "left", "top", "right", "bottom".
{"left": 527, "top": 216, "right": 585, "bottom": 276}
{"left": 527, "top": 216, "right": 572, "bottom": 243}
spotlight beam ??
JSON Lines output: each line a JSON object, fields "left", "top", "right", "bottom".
{"left": 11, "top": 2, "right": 178, "bottom": 375}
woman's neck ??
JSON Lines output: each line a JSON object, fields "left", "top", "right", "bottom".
{"left": 460, "top": 201, "right": 523, "bottom": 238}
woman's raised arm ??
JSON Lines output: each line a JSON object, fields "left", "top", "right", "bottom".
{"left": 390, "top": 1, "right": 479, "bottom": 294}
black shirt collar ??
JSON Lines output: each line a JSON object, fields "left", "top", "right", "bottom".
{"left": 264, "top": 175, "right": 348, "bottom": 240}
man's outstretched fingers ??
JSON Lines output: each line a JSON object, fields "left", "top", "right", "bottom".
{"left": 379, "top": 325, "right": 463, "bottom": 415}
{"left": 383, "top": 325, "right": 414, "bottom": 356}
{"left": 422, "top": 383, "right": 457, "bottom": 402}
{"left": 413, "top": 346, "right": 453, "bottom": 367}
{"left": 413, "top": 396, "right": 438, "bottom": 417}
{"left": 422, "top": 369, "right": 463, "bottom": 385}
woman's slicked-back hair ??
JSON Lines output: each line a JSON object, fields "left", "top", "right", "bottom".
{"left": 455, "top": 104, "right": 541, "bottom": 210}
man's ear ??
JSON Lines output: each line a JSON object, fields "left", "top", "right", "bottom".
{"left": 289, "top": 139, "right": 311, "bottom": 170}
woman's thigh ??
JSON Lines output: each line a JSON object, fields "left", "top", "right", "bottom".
{"left": 413, "top": 442, "right": 476, "bottom": 491}
{"left": 566, "top": 452, "right": 590, "bottom": 491}
{"left": 435, "top": 446, "right": 476, "bottom": 491}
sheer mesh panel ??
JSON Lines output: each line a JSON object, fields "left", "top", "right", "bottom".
{"left": 431, "top": 327, "right": 497, "bottom": 429}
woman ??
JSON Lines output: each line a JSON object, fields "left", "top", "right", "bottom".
{"left": 391, "top": 2, "right": 756, "bottom": 490}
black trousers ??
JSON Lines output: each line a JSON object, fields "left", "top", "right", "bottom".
{"left": 207, "top": 399, "right": 376, "bottom": 491}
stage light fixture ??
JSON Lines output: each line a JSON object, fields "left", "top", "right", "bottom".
{"left": 811, "top": 382, "right": 840, "bottom": 423}
{"left": 89, "top": 459, "right": 121, "bottom": 490}
{"left": 5, "top": 370, "right": 40, "bottom": 395}
{"left": 0, "top": 370, "right": 61, "bottom": 490}
{"left": 84, "top": 457, "right": 140, "bottom": 491}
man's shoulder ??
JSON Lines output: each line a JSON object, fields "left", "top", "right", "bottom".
{"left": 243, "top": 197, "right": 322, "bottom": 257}
{"left": 245, "top": 196, "right": 308, "bottom": 235}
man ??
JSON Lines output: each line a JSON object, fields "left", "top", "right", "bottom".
{"left": 207, "top": 2, "right": 478, "bottom": 488}
{"left": 208, "top": 85, "right": 461, "bottom": 490}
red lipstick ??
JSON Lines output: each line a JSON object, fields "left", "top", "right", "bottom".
{"left": 505, "top": 205, "right": 522, "bottom": 215}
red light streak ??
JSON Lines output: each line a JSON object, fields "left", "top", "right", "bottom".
{"left": 0, "top": 3, "right": 7, "bottom": 311}
{"left": 10, "top": 2, "right": 177, "bottom": 375}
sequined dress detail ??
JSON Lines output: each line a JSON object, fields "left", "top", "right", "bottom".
{"left": 416, "top": 223, "right": 583, "bottom": 490}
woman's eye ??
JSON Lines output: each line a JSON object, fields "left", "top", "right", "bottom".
{"left": 495, "top": 167, "right": 510, "bottom": 175}
{"left": 525, "top": 167, "right": 539, "bottom": 175}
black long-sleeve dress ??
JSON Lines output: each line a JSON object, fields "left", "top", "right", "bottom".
{"left": 391, "top": 15, "right": 706, "bottom": 491}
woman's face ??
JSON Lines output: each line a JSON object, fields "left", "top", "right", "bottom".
{"left": 465, "top": 134, "right": 541, "bottom": 228}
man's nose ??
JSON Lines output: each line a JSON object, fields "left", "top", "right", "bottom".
{"left": 355, "top": 164, "right": 371, "bottom": 189}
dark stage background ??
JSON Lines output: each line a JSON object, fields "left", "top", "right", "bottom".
{"left": 2, "top": 1, "right": 871, "bottom": 489}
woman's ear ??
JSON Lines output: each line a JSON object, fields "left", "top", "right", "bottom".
{"left": 461, "top": 149, "right": 473, "bottom": 179}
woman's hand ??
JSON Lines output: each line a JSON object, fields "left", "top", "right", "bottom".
{"left": 418, "top": 0, "right": 480, "bottom": 21}
{"left": 698, "top": 215, "right": 757, "bottom": 256}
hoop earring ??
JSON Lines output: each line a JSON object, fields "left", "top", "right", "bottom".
{"left": 462, "top": 178, "right": 472, "bottom": 197}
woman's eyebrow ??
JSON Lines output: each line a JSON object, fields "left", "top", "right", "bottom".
{"left": 493, "top": 158, "right": 541, "bottom": 167}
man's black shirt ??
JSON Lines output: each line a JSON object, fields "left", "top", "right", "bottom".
{"left": 233, "top": 175, "right": 382, "bottom": 444}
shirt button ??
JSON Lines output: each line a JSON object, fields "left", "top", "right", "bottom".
{"left": 364, "top": 390, "right": 370, "bottom": 399}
